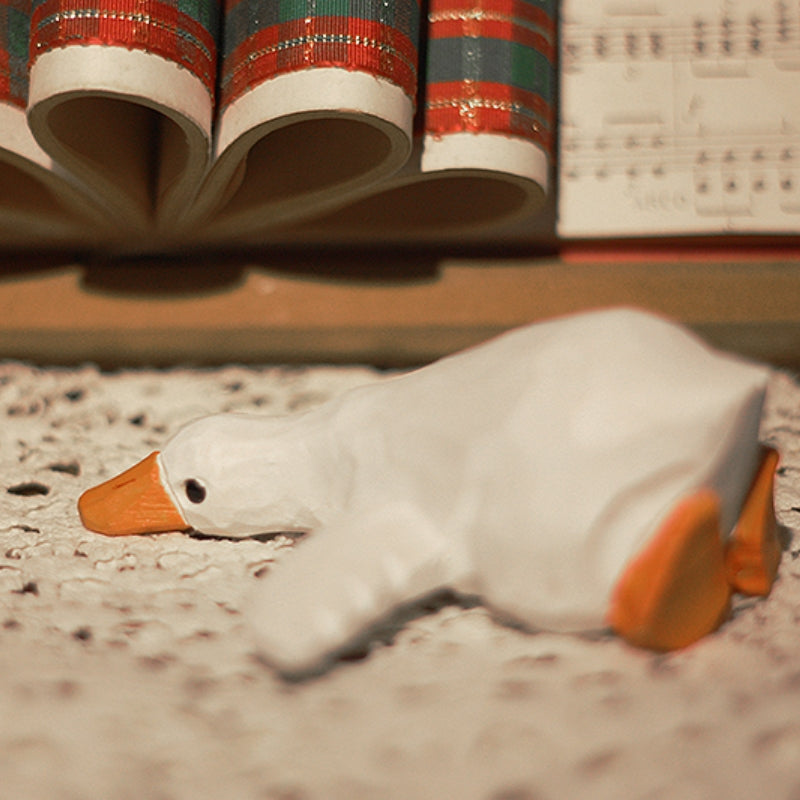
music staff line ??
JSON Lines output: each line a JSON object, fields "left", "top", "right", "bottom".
{"left": 562, "top": 139, "right": 800, "bottom": 193}
{"left": 562, "top": 163, "right": 798, "bottom": 188}
{"left": 562, "top": 132, "right": 798, "bottom": 167}
{"left": 560, "top": 166, "right": 800, "bottom": 219}
{"left": 562, "top": 18, "right": 800, "bottom": 64}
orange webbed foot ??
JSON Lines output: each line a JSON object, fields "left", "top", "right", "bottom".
{"left": 608, "top": 489, "right": 732, "bottom": 652}
{"left": 724, "top": 447, "right": 781, "bottom": 597}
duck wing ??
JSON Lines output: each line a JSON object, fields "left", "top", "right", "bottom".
{"left": 246, "top": 501, "right": 469, "bottom": 678}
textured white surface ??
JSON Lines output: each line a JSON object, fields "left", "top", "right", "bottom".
{"left": 2, "top": 360, "right": 800, "bottom": 799}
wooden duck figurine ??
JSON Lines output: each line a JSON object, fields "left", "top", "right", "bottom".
{"left": 78, "top": 308, "right": 782, "bottom": 677}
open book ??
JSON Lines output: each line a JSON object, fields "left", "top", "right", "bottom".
{"left": 0, "top": 0, "right": 555, "bottom": 250}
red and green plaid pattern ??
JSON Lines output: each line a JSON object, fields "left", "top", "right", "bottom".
{"left": 29, "top": 0, "right": 219, "bottom": 96}
{"left": 9, "top": 0, "right": 553, "bottom": 148}
{"left": 1, "top": 0, "right": 30, "bottom": 108}
{"left": 219, "top": 0, "right": 420, "bottom": 112}
{"left": 424, "top": 0, "right": 554, "bottom": 152}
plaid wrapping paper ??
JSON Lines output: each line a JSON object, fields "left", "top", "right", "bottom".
{"left": 1, "top": 0, "right": 29, "bottom": 108}
{"left": 28, "top": 0, "right": 220, "bottom": 96}
{"left": 219, "top": 0, "right": 420, "bottom": 112}
{"left": 423, "top": 0, "right": 555, "bottom": 152}
{"left": 7, "top": 0, "right": 554, "bottom": 150}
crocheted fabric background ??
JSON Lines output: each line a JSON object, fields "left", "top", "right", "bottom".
{"left": 2, "top": 358, "right": 800, "bottom": 800}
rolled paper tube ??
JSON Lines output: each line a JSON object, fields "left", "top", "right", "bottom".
{"left": 0, "top": 0, "right": 116, "bottom": 244}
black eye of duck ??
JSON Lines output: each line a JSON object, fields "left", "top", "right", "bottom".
{"left": 184, "top": 479, "right": 207, "bottom": 504}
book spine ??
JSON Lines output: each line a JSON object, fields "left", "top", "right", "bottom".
{"left": 1, "top": 0, "right": 29, "bottom": 108}
{"left": 28, "top": 0, "right": 220, "bottom": 97}
{"left": 423, "top": 0, "right": 555, "bottom": 153}
{"left": 219, "top": 0, "right": 421, "bottom": 112}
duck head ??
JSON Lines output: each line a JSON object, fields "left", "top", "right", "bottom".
{"left": 78, "top": 413, "right": 343, "bottom": 537}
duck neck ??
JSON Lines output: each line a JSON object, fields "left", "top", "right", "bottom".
{"left": 258, "top": 409, "right": 355, "bottom": 533}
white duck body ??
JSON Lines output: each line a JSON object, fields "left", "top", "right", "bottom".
{"left": 79, "top": 308, "right": 774, "bottom": 676}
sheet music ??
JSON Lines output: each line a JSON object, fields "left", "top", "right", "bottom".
{"left": 557, "top": 0, "right": 800, "bottom": 237}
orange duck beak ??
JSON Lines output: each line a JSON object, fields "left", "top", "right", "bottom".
{"left": 78, "top": 452, "right": 189, "bottom": 536}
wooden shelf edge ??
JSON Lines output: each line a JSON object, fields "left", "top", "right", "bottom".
{"left": 1, "top": 256, "right": 798, "bottom": 367}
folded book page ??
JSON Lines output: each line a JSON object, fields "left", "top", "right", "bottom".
{"left": 26, "top": 0, "right": 217, "bottom": 238}
{"left": 278, "top": 0, "right": 553, "bottom": 244}
{"left": 186, "top": 0, "right": 419, "bottom": 238}
{"left": 0, "top": 0, "right": 112, "bottom": 245}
